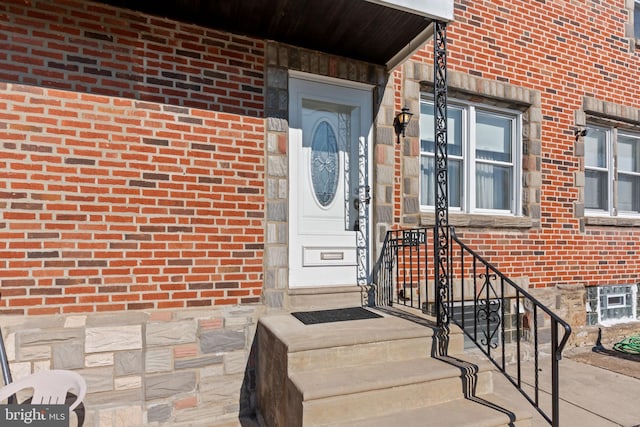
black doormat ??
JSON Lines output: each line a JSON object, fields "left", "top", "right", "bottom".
{"left": 291, "top": 307, "right": 382, "bottom": 325}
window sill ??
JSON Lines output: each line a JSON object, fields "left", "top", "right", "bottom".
{"left": 420, "top": 212, "right": 533, "bottom": 229}
{"left": 585, "top": 216, "right": 640, "bottom": 227}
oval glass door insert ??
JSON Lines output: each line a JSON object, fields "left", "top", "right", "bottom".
{"left": 311, "top": 120, "right": 339, "bottom": 207}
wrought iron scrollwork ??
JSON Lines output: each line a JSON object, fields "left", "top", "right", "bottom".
{"left": 356, "top": 136, "right": 369, "bottom": 289}
{"left": 402, "top": 229, "right": 426, "bottom": 247}
{"left": 433, "top": 20, "right": 450, "bottom": 333}
{"left": 476, "top": 273, "right": 501, "bottom": 349}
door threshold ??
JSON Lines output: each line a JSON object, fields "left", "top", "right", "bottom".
{"left": 287, "top": 285, "right": 365, "bottom": 311}
{"left": 288, "top": 285, "right": 362, "bottom": 295}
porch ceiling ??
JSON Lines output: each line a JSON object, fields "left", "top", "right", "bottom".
{"left": 96, "top": 0, "right": 454, "bottom": 70}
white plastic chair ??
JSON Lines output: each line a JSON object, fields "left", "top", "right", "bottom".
{"left": 0, "top": 369, "right": 86, "bottom": 417}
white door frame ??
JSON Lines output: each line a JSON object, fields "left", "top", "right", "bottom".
{"left": 288, "top": 71, "right": 373, "bottom": 288}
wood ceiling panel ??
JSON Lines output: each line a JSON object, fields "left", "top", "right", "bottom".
{"left": 97, "top": 0, "right": 431, "bottom": 66}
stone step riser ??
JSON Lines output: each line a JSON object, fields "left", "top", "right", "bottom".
{"left": 339, "top": 418, "right": 531, "bottom": 427}
{"left": 329, "top": 412, "right": 532, "bottom": 427}
{"left": 325, "top": 389, "right": 535, "bottom": 427}
{"left": 329, "top": 413, "right": 532, "bottom": 427}
{"left": 288, "top": 331, "right": 466, "bottom": 374}
{"left": 287, "top": 370, "right": 494, "bottom": 426}
{"left": 288, "top": 336, "right": 432, "bottom": 373}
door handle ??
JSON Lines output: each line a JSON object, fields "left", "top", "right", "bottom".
{"left": 353, "top": 186, "right": 371, "bottom": 208}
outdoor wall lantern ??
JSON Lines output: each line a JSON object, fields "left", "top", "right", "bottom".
{"left": 394, "top": 107, "right": 413, "bottom": 144}
{"left": 574, "top": 127, "right": 587, "bottom": 142}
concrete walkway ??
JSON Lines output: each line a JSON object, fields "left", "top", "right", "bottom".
{"left": 492, "top": 355, "right": 640, "bottom": 426}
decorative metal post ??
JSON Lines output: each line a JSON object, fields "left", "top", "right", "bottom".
{"left": 357, "top": 137, "right": 370, "bottom": 291}
{"left": 433, "top": 21, "right": 450, "bottom": 335}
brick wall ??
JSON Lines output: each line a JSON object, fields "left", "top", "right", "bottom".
{"left": 0, "top": 0, "right": 265, "bottom": 314}
{"left": 401, "top": 0, "right": 640, "bottom": 289}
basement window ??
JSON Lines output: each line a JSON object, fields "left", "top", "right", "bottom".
{"left": 586, "top": 285, "right": 638, "bottom": 326}
{"left": 606, "top": 294, "right": 626, "bottom": 309}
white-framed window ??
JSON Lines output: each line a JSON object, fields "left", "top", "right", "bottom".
{"left": 585, "top": 125, "right": 640, "bottom": 215}
{"left": 606, "top": 294, "right": 627, "bottom": 309}
{"left": 420, "top": 99, "right": 522, "bottom": 215}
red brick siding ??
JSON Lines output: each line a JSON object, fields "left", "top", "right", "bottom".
{"left": 392, "top": 69, "right": 403, "bottom": 224}
{"left": 408, "top": 0, "right": 640, "bottom": 288}
{"left": 0, "top": 0, "right": 264, "bottom": 116}
{"left": 0, "top": 0, "right": 265, "bottom": 314}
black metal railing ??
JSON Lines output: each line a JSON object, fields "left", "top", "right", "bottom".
{"left": 372, "top": 228, "right": 430, "bottom": 310}
{"left": 372, "top": 226, "right": 572, "bottom": 427}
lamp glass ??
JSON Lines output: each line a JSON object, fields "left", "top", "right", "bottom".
{"left": 398, "top": 109, "right": 413, "bottom": 127}
{"left": 395, "top": 107, "right": 413, "bottom": 140}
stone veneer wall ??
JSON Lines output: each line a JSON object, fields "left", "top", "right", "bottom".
{"left": 1, "top": 306, "right": 264, "bottom": 426}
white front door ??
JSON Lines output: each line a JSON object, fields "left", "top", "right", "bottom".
{"left": 289, "top": 75, "right": 372, "bottom": 287}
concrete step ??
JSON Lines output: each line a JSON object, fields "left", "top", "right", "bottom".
{"left": 287, "top": 356, "right": 495, "bottom": 426}
{"left": 258, "top": 308, "right": 465, "bottom": 375}
{"left": 256, "top": 308, "right": 530, "bottom": 427}
{"left": 326, "top": 392, "right": 533, "bottom": 427}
